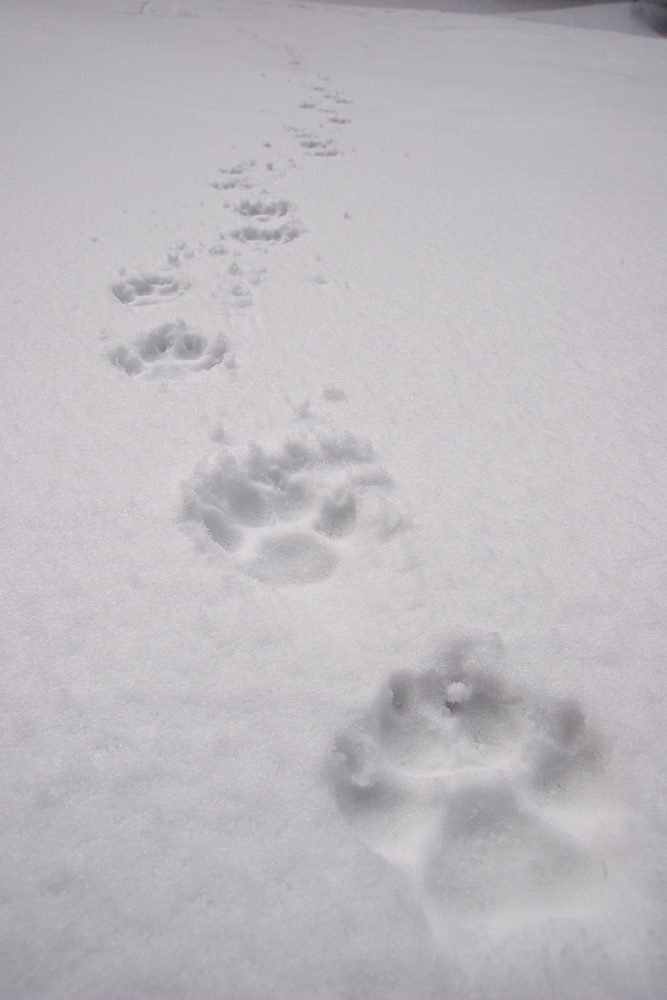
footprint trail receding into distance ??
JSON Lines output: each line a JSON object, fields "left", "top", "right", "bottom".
{"left": 106, "top": 40, "right": 354, "bottom": 363}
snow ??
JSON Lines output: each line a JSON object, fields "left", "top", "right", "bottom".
{"left": 1, "top": 0, "right": 666, "bottom": 996}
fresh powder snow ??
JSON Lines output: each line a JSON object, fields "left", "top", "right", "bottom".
{"left": 1, "top": 0, "right": 666, "bottom": 997}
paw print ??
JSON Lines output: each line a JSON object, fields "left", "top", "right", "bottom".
{"left": 182, "top": 428, "right": 406, "bottom": 586}
{"left": 108, "top": 321, "right": 227, "bottom": 378}
{"left": 111, "top": 271, "right": 188, "bottom": 306}
{"left": 328, "top": 635, "right": 612, "bottom": 934}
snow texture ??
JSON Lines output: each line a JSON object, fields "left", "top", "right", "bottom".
{"left": 1, "top": 0, "right": 666, "bottom": 997}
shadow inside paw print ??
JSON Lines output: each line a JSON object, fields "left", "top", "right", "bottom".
{"left": 375, "top": 635, "right": 524, "bottom": 774}
{"left": 109, "top": 321, "right": 227, "bottom": 378}
{"left": 528, "top": 697, "right": 606, "bottom": 806}
{"left": 424, "top": 781, "right": 598, "bottom": 923}
{"left": 328, "top": 634, "right": 611, "bottom": 932}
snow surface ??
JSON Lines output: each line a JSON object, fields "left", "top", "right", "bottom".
{"left": 1, "top": 0, "right": 666, "bottom": 996}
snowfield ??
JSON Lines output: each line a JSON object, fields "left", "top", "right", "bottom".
{"left": 1, "top": 0, "right": 666, "bottom": 996}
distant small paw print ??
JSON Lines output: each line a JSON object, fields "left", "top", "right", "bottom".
{"left": 231, "top": 223, "right": 302, "bottom": 245}
{"left": 299, "top": 134, "right": 338, "bottom": 156}
{"left": 322, "top": 386, "right": 347, "bottom": 402}
{"left": 210, "top": 161, "right": 256, "bottom": 190}
{"left": 235, "top": 198, "right": 293, "bottom": 220}
{"left": 112, "top": 271, "right": 188, "bottom": 306}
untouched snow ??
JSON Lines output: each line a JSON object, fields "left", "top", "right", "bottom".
{"left": 1, "top": 0, "right": 666, "bottom": 996}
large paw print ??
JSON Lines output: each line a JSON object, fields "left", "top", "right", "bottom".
{"left": 328, "top": 635, "right": 611, "bottom": 935}
{"left": 108, "top": 321, "right": 227, "bottom": 378}
{"left": 182, "top": 428, "right": 406, "bottom": 586}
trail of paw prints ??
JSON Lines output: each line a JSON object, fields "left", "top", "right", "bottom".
{"left": 207, "top": 183, "right": 305, "bottom": 309}
{"left": 106, "top": 244, "right": 229, "bottom": 378}
{"left": 107, "top": 321, "right": 229, "bottom": 379}
{"left": 327, "top": 634, "right": 615, "bottom": 940}
{"left": 291, "top": 76, "right": 353, "bottom": 157}
{"left": 204, "top": 70, "right": 353, "bottom": 311}
{"left": 182, "top": 425, "right": 408, "bottom": 586}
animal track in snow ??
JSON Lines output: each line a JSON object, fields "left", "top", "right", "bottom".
{"left": 323, "top": 91, "right": 351, "bottom": 105}
{"left": 108, "top": 321, "right": 227, "bottom": 378}
{"left": 210, "top": 161, "right": 256, "bottom": 190}
{"left": 328, "top": 634, "right": 612, "bottom": 938}
{"left": 223, "top": 259, "right": 266, "bottom": 308}
{"left": 235, "top": 198, "right": 293, "bottom": 220}
{"left": 299, "top": 135, "right": 338, "bottom": 157}
{"left": 112, "top": 271, "right": 188, "bottom": 306}
{"left": 230, "top": 195, "right": 302, "bottom": 246}
{"left": 165, "top": 242, "right": 195, "bottom": 267}
{"left": 220, "top": 161, "right": 255, "bottom": 175}
{"left": 231, "top": 223, "right": 302, "bottom": 245}
{"left": 211, "top": 157, "right": 294, "bottom": 190}
{"left": 183, "top": 427, "right": 406, "bottom": 586}
{"left": 323, "top": 385, "right": 347, "bottom": 402}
